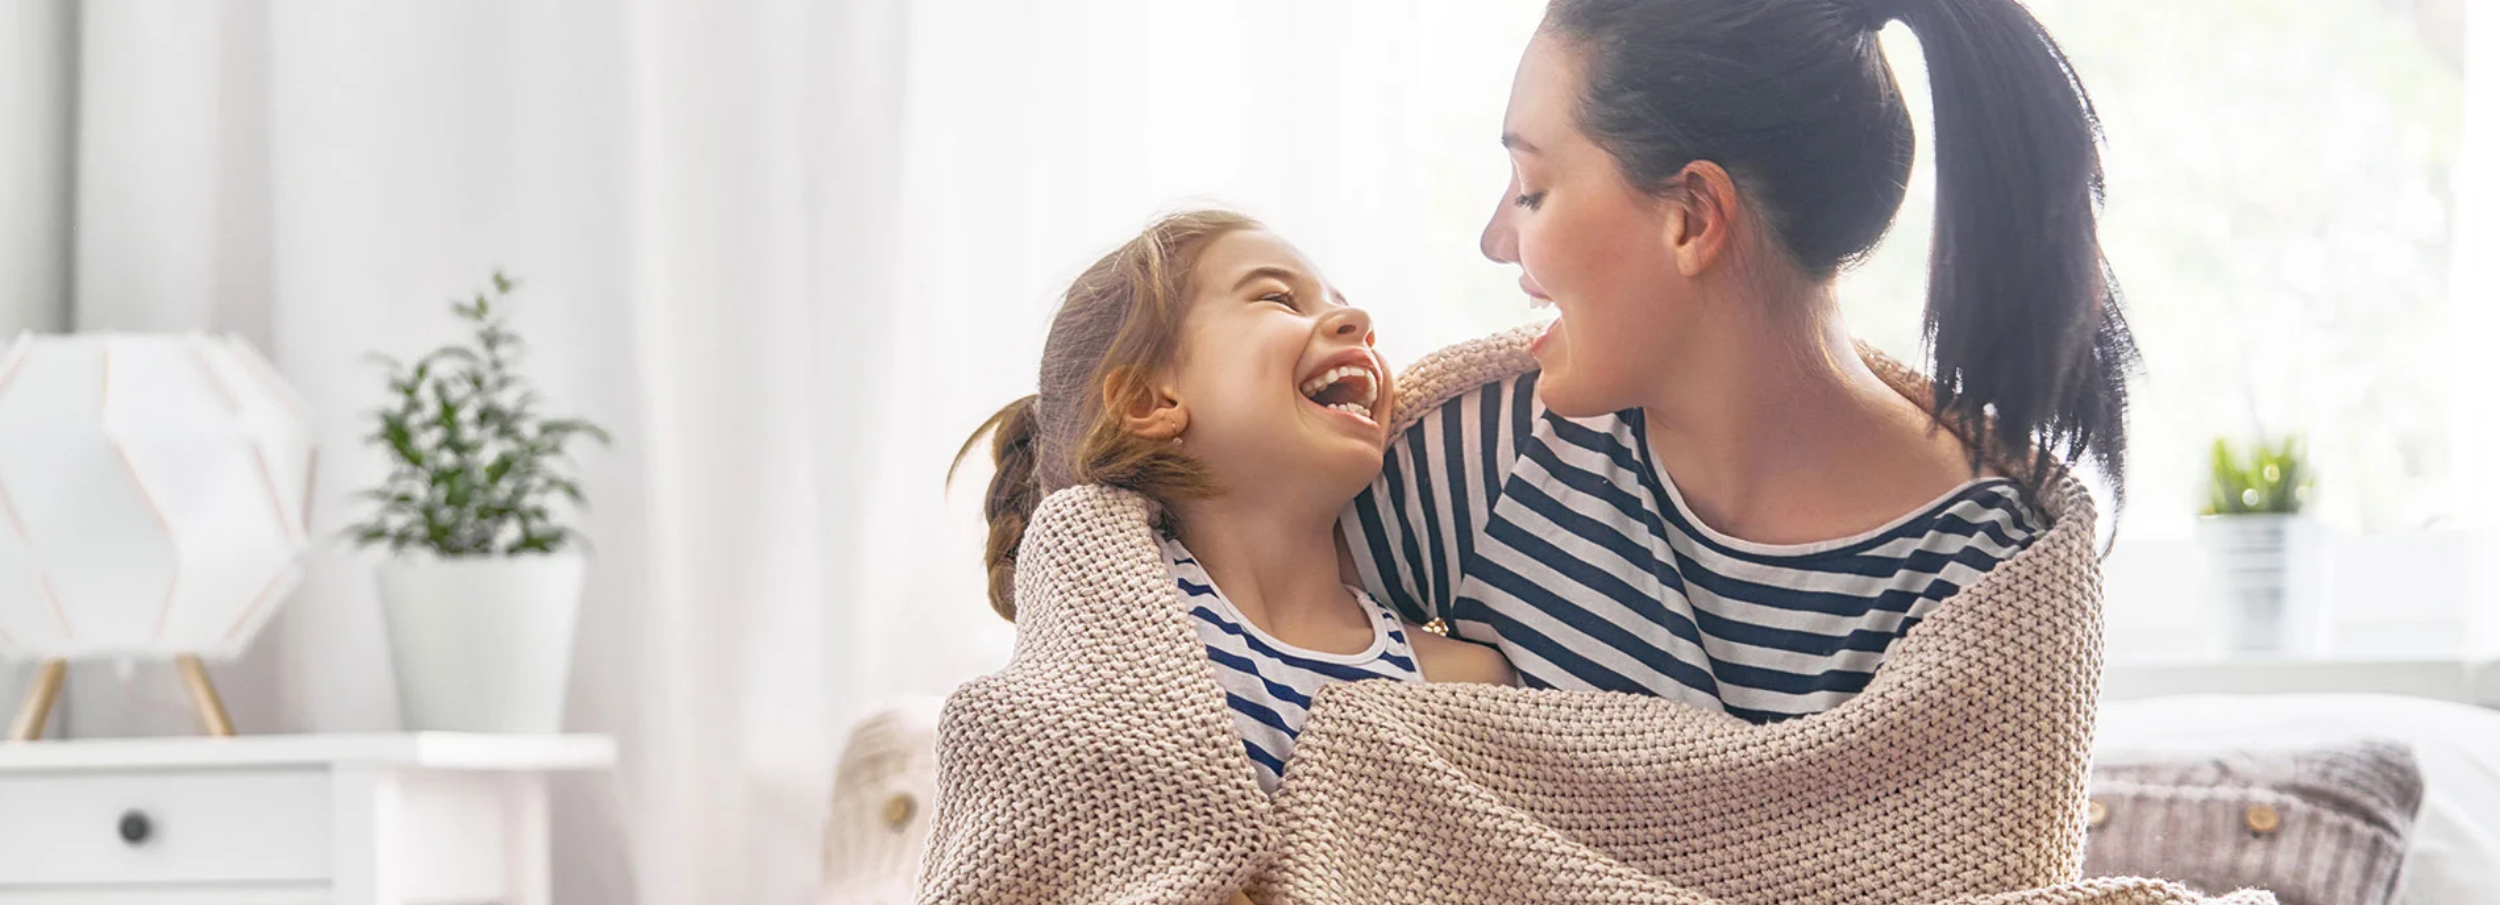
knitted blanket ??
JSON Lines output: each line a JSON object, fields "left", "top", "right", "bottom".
{"left": 918, "top": 329, "right": 2274, "bottom": 905}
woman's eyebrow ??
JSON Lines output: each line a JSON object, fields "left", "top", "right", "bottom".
{"left": 1501, "top": 131, "right": 1540, "bottom": 154}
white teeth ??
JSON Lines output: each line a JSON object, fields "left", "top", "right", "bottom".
{"left": 1528, "top": 295, "right": 1554, "bottom": 311}
{"left": 1298, "top": 364, "right": 1379, "bottom": 407}
{"left": 1326, "top": 402, "right": 1374, "bottom": 421}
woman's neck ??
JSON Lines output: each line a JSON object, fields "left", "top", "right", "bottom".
{"left": 1639, "top": 281, "right": 1974, "bottom": 545}
{"left": 1169, "top": 495, "right": 1356, "bottom": 633}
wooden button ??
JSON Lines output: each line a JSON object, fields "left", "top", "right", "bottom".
{"left": 2245, "top": 803, "right": 2280, "bottom": 834}
{"left": 882, "top": 793, "right": 916, "bottom": 829}
{"left": 2085, "top": 799, "right": 2108, "bottom": 829}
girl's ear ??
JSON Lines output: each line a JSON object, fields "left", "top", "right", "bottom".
{"left": 1662, "top": 161, "right": 1741, "bottom": 278}
{"left": 1107, "top": 367, "right": 1189, "bottom": 441}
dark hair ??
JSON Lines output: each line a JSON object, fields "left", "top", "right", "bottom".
{"left": 1543, "top": 0, "right": 2137, "bottom": 508}
{"left": 950, "top": 210, "right": 1257, "bottom": 620}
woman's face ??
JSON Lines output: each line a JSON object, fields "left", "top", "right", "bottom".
{"left": 1482, "top": 33, "right": 1691, "bottom": 419}
{"left": 1163, "top": 229, "right": 1391, "bottom": 509}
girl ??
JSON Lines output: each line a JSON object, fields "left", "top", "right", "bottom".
{"left": 962, "top": 209, "right": 1512, "bottom": 795}
{"left": 1345, "top": 0, "right": 2133, "bottom": 721}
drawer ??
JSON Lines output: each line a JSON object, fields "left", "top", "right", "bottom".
{"left": 0, "top": 769, "right": 330, "bottom": 886}
{"left": 0, "top": 886, "right": 325, "bottom": 904}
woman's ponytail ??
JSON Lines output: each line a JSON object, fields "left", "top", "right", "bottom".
{"left": 953, "top": 395, "right": 1043, "bottom": 621}
{"left": 1887, "top": 0, "right": 2139, "bottom": 503}
{"left": 1544, "top": 0, "right": 2140, "bottom": 508}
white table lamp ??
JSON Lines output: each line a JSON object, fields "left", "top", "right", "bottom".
{"left": 0, "top": 332, "right": 315, "bottom": 739}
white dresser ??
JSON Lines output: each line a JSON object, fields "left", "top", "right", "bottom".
{"left": 0, "top": 733, "right": 614, "bottom": 905}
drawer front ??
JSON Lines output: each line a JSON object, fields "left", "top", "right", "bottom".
{"left": 0, "top": 769, "right": 330, "bottom": 886}
{"left": 0, "top": 885, "right": 326, "bottom": 905}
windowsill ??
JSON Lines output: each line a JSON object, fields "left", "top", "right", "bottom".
{"left": 2096, "top": 526, "right": 2499, "bottom": 706}
{"left": 2104, "top": 655, "right": 2500, "bottom": 708}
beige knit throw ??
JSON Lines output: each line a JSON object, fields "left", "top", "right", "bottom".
{"left": 919, "top": 328, "right": 2275, "bottom": 905}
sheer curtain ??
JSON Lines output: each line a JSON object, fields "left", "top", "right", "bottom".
{"left": 46, "top": 2, "right": 890, "bottom": 902}
{"left": 2457, "top": 0, "right": 2500, "bottom": 655}
{"left": 6, "top": 1, "right": 1547, "bottom": 903}
{"left": 14, "top": 0, "right": 2495, "bottom": 901}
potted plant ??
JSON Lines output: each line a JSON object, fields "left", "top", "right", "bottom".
{"left": 2198, "top": 435, "right": 2324, "bottom": 655}
{"left": 351, "top": 272, "right": 609, "bottom": 733}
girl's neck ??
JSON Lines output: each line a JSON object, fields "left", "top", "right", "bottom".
{"left": 1169, "top": 495, "right": 1353, "bottom": 632}
{"left": 1640, "top": 281, "right": 1973, "bottom": 545}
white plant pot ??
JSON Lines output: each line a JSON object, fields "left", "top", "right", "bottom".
{"left": 376, "top": 553, "right": 586, "bottom": 733}
{"left": 2197, "top": 514, "right": 2329, "bottom": 656}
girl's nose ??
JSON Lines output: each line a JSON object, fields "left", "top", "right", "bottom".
{"left": 1322, "top": 306, "right": 1372, "bottom": 341}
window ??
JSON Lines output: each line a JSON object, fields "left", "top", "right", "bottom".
{"left": 1839, "top": 0, "right": 2470, "bottom": 536}
{"left": 917, "top": 0, "right": 2487, "bottom": 661}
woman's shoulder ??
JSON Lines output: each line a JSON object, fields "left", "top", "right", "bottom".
{"left": 1385, "top": 324, "right": 1543, "bottom": 435}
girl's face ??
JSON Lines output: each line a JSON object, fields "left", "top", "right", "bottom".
{"left": 1480, "top": 33, "right": 1692, "bottom": 418}
{"left": 1160, "top": 229, "right": 1391, "bottom": 509}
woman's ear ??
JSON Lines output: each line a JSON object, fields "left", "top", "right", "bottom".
{"left": 1662, "top": 161, "right": 1740, "bottom": 278}
{"left": 1107, "top": 368, "right": 1188, "bottom": 441}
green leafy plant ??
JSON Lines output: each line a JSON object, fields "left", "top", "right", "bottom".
{"left": 2203, "top": 435, "right": 2310, "bottom": 516}
{"left": 350, "top": 272, "right": 610, "bottom": 556}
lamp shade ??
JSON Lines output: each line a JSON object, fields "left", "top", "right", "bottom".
{"left": 0, "top": 333, "right": 314, "bottom": 660}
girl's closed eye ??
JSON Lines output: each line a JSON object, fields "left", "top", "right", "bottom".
{"left": 1513, "top": 191, "right": 1545, "bottom": 211}
{"left": 1258, "top": 290, "right": 1297, "bottom": 310}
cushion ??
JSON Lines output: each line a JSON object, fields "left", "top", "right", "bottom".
{"left": 824, "top": 696, "right": 945, "bottom": 905}
{"left": 2084, "top": 739, "right": 2423, "bottom": 905}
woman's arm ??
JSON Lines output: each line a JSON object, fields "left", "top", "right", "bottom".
{"left": 1338, "top": 370, "right": 1541, "bottom": 628}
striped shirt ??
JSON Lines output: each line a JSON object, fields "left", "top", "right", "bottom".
{"left": 1166, "top": 536, "right": 1424, "bottom": 793}
{"left": 1341, "top": 371, "right": 2042, "bottom": 723}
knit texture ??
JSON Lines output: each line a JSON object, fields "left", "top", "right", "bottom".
{"left": 918, "top": 328, "right": 2275, "bottom": 905}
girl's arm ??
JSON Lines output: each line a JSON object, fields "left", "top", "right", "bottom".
{"left": 1410, "top": 631, "right": 1517, "bottom": 686}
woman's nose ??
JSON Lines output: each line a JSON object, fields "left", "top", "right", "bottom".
{"left": 1481, "top": 193, "right": 1518, "bottom": 264}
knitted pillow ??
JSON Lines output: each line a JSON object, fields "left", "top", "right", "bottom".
{"left": 2083, "top": 739, "right": 2424, "bottom": 905}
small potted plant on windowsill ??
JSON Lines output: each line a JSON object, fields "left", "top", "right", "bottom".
{"left": 2199, "top": 435, "right": 2325, "bottom": 656}
{"left": 352, "top": 272, "right": 609, "bottom": 733}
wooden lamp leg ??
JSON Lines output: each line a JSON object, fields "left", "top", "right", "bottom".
{"left": 8, "top": 659, "right": 67, "bottom": 742}
{"left": 175, "top": 654, "right": 235, "bottom": 737}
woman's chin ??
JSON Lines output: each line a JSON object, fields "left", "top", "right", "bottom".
{"left": 1529, "top": 333, "right": 1600, "bottom": 418}
{"left": 1531, "top": 364, "right": 1623, "bottom": 420}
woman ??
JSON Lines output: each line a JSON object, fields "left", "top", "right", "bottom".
{"left": 1343, "top": 0, "right": 2133, "bottom": 721}
{"left": 922, "top": 0, "right": 2193, "bottom": 900}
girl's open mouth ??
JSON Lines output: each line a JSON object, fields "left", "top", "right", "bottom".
{"left": 1297, "top": 354, "right": 1382, "bottom": 426}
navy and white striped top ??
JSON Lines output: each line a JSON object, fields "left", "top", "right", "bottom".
{"left": 1166, "top": 536, "right": 1424, "bottom": 793}
{"left": 1341, "top": 371, "right": 2042, "bottom": 723}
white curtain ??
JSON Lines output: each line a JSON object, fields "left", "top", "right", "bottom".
{"left": 6, "top": 0, "right": 2491, "bottom": 901}
{"left": 2456, "top": 0, "right": 2500, "bottom": 655}
{"left": 4, "top": 1, "right": 1548, "bottom": 903}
